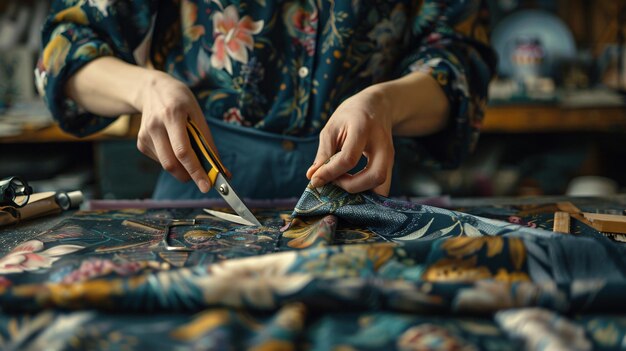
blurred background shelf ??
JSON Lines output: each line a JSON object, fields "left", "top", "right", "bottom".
{"left": 2, "top": 105, "right": 625, "bottom": 144}
{"left": 0, "top": 114, "right": 140, "bottom": 143}
{"left": 483, "top": 105, "right": 626, "bottom": 133}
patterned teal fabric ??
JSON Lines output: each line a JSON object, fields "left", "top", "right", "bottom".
{"left": 0, "top": 185, "right": 625, "bottom": 349}
{"left": 37, "top": 0, "right": 495, "bottom": 168}
{"left": 293, "top": 184, "right": 560, "bottom": 239}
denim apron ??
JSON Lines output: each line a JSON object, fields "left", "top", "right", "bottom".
{"left": 152, "top": 118, "right": 415, "bottom": 200}
{"left": 153, "top": 118, "right": 319, "bottom": 199}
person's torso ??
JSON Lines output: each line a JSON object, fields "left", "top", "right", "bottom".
{"left": 147, "top": 0, "right": 417, "bottom": 136}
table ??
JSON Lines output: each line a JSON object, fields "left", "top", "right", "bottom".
{"left": 0, "top": 191, "right": 624, "bottom": 350}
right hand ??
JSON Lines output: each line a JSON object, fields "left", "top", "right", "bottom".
{"left": 135, "top": 71, "right": 216, "bottom": 193}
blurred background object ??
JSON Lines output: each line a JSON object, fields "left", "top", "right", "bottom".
{"left": 428, "top": 0, "right": 626, "bottom": 198}
{"left": 0, "top": 0, "right": 157, "bottom": 201}
{"left": 567, "top": 176, "right": 619, "bottom": 197}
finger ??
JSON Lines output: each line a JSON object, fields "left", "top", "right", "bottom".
{"left": 333, "top": 146, "right": 393, "bottom": 195}
{"left": 166, "top": 113, "right": 211, "bottom": 193}
{"left": 188, "top": 100, "right": 219, "bottom": 155}
{"left": 138, "top": 114, "right": 190, "bottom": 182}
{"left": 136, "top": 134, "right": 158, "bottom": 162}
{"left": 137, "top": 116, "right": 160, "bottom": 162}
{"left": 310, "top": 132, "right": 366, "bottom": 187}
{"left": 372, "top": 163, "right": 393, "bottom": 196}
{"left": 306, "top": 129, "right": 336, "bottom": 179}
{"left": 152, "top": 128, "right": 190, "bottom": 182}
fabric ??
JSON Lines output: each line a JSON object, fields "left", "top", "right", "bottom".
{"left": 38, "top": 0, "right": 495, "bottom": 170}
{"left": 0, "top": 185, "right": 625, "bottom": 349}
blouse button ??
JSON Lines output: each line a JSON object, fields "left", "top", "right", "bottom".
{"left": 298, "top": 66, "right": 309, "bottom": 78}
{"left": 282, "top": 140, "right": 295, "bottom": 152}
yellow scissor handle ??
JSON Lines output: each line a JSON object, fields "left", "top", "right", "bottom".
{"left": 186, "top": 119, "right": 231, "bottom": 188}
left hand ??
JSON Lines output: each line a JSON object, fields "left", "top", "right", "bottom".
{"left": 306, "top": 87, "right": 395, "bottom": 196}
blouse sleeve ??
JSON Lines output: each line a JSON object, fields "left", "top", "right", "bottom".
{"left": 36, "top": 1, "right": 157, "bottom": 136}
{"left": 396, "top": 0, "right": 497, "bottom": 169}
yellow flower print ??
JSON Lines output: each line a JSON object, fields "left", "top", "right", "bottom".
{"left": 493, "top": 268, "right": 530, "bottom": 282}
{"left": 249, "top": 340, "right": 295, "bottom": 351}
{"left": 335, "top": 227, "right": 376, "bottom": 244}
{"left": 170, "top": 309, "right": 230, "bottom": 341}
{"left": 364, "top": 243, "right": 396, "bottom": 271}
{"left": 31, "top": 279, "right": 122, "bottom": 309}
{"left": 181, "top": 0, "right": 206, "bottom": 52}
{"left": 73, "top": 42, "right": 113, "bottom": 60}
{"left": 42, "top": 35, "right": 72, "bottom": 75}
{"left": 422, "top": 256, "right": 492, "bottom": 282}
{"left": 53, "top": 6, "right": 89, "bottom": 25}
{"left": 442, "top": 237, "right": 527, "bottom": 272}
{"left": 508, "top": 237, "right": 526, "bottom": 270}
{"left": 442, "top": 237, "right": 504, "bottom": 258}
{"left": 424, "top": 256, "right": 528, "bottom": 282}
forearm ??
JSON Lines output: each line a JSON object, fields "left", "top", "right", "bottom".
{"left": 368, "top": 71, "right": 450, "bottom": 137}
{"left": 64, "top": 56, "right": 154, "bottom": 117}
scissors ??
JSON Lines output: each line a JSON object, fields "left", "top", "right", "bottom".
{"left": 186, "top": 118, "right": 262, "bottom": 227}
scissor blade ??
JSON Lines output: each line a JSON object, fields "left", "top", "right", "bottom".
{"left": 203, "top": 209, "right": 256, "bottom": 226}
{"left": 212, "top": 173, "right": 262, "bottom": 226}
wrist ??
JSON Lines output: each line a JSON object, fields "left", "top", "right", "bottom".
{"left": 359, "top": 84, "right": 395, "bottom": 129}
{"left": 371, "top": 72, "right": 450, "bottom": 136}
{"left": 133, "top": 69, "right": 164, "bottom": 112}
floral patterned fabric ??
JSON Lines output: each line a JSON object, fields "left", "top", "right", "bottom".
{"left": 0, "top": 185, "right": 625, "bottom": 349}
{"left": 38, "top": 0, "right": 495, "bottom": 168}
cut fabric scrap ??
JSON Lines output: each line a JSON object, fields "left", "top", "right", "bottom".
{"left": 281, "top": 215, "right": 337, "bottom": 249}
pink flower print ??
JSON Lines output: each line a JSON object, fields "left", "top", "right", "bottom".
{"left": 508, "top": 216, "right": 537, "bottom": 228}
{"left": 62, "top": 259, "right": 158, "bottom": 284}
{"left": 291, "top": 8, "right": 317, "bottom": 36}
{"left": 289, "top": 7, "right": 318, "bottom": 56}
{"left": 0, "top": 240, "right": 84, "bottom": 274}
{"left": 211, "top": 5, "right": 264, "bottom": 75}
{"left": 223, "top": 107, "right": 244, "bottom": 125}
{"left": 508, "top": 216, "right": 522, "bottom": 224}
{"left": 426, "top": 32, "right": 443, "bottom": 44}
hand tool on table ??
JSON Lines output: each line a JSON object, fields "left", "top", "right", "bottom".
{"left": 186, "top": 118, "right": 262, "bottom": 227}
{"left": 160, "top": 219, "right": 197, "bottom": 252}
{"left": 97, "top": 218, "right": 198, "bottom": 253}
{"left": 0, "top": 176, "right": 32, "bottom": 208}
{"left": 0, "top": 176, "right": 84, "bottom": 227}
{"left": 552, "top": 202, "right": 626, "bottom": 236}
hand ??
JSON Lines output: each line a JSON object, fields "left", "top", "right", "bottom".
{"left": 306, "top": 87, "right": 395, "bottom": 196}
{"left": 136, "top": 71, "right": 215, "bottom": 193}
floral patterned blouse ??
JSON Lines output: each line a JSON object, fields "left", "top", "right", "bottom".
{"left": 37, "top": 0, "right": 495, "bottom": 168}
